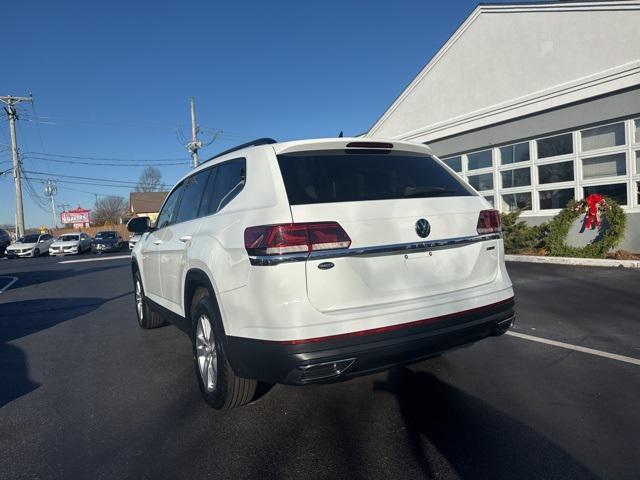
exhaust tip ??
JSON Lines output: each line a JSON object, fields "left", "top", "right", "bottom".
{"left": 299, "top": 358, "right": 356, "bottom": 383}
{"left": 492, "top": 316, "right": 515, "bottom": 336}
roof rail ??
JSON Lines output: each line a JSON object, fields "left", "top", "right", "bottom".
{"left": 204, "top": 138, "right": 277, "bottom": 163}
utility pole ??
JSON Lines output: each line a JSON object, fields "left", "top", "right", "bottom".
{"left": 1, "top": 94, "right": 33, "bottom": 238}
{"left": 44, "top": 179, "right": 58, "bottom": 229}
{"left": 186, "top": 97, "right": 202, "bottom": 168}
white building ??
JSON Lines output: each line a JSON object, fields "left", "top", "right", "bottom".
{"left": 368, "top": 1, "right": 640, "bottom": 251}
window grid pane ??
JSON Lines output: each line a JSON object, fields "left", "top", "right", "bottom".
{"left": 501, "top": 193, "right": 532, "bottom": 212}
{"left": 537, "top": 133, "right": 573, "bottom": 159}
{"left": 538, "top": 161, "right": 574, "bottom": 184}
{"left": 539, "top": 188, "right": 574, "bottom": 210}
{"left": 467, "top": 172, "right": 493, "bottom": 191}
{"left": 467, "top": 150, "right": 492, "bottom": 170}
{"left": 583, "top": 184, "right": 627, "bottom": 206}
{"left": 501, "top": 167, "right": 531, "bottom": 188}
{"left": 442, "top": 156, "right": 462, "bottom": 172}
{"left": 581, "top": 122, "right": 625, "bottom": 152}
{"left": 582, "top": 153, "right": 626, "bottom": 180}
{"left": 499, "top": 142, "right": 530, "bottom": 165}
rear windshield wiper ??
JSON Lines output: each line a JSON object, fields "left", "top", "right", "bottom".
{"left": 403, "top": 186, "right": 458, "bottom": 198}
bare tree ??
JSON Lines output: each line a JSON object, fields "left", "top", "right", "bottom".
{"left": 135, "top": 166, "right": 163, "bottom": 192}
{"left": 93, "top": 196, "right": 128, "bottom": 225}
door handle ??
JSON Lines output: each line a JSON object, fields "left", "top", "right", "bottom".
{"left": 153, "top": 240, "right": 162, "bottom": 245}
{"left": 179, "top": 235, "right": 192, "bottom": 243}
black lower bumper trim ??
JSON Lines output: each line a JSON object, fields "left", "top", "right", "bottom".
{"left": 226, "top": 298, "right": 515, "bottom": 385}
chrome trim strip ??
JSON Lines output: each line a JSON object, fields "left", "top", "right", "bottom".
{"left": 249, "top": 233, "right": 501, "bottom": 266}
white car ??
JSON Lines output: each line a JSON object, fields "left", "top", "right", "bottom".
{"left": 5, "top": 233, "right": 55, "bottom": 258}
{"left": 49, "top": 233, "right": 92, "bottom": 256}
{"left": 128, "top": 234, "right": 141, "bottom": 251}
{"left": 128, "top": 137, "right": 515, "bottom": 409}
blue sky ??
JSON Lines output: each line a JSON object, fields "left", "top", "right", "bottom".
{"left": 1, "top": 0, "right": 519, "bottom": 227}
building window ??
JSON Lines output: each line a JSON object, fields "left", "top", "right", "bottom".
{"left": 467, "top": 150, "right": 492, "bottom": 170}
{"left": 501, "top": 167, "right": 531, "bottom": 188}
{"left": 636, "top": 150, "right": 640, "bottom": 173}
{"left": 634, "top": 119, "right": 639, "bottom": 143}
{"left": 467, "top": 172, "right": 493, "bottom": 191}
{"left": 501, "top": 192, "right": 532, "bottom": 212}
{"left": 537, "top": 133, "right": 573, "bottom": 159}
{"left": 581, "top": 122, "right": 625, "bottom": 152}
{"left": 583, "top": 184, "right": 627, "bottom": 205}
{"left": 582, "top": 153, "right": 626, "bottom": 179}
{"left": 483, "top": 195, "right": 494, "bottom": 208}
{"left": 539, "top": 188, "right": 574, "bottom": 210}
{"left": 500, "top": 142, "right": 530, "bottom": 165}
{"left": 442, "top": 156, "right": 462, "bottom": 172}
{"left": 538, "top": 161, "right": 574, "bottom": 184}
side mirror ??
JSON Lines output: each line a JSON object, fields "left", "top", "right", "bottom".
{"left": 127, "top": 217, "right": 151, "bottom": 234}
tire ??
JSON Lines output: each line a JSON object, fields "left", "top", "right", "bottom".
{"left": 33, "top": 248, "right": 40, "bottom": 258}
{"left": 190, "top": 287, "right": 256, "bottom": 409}
{"left": 133, "top": 270, "right": 166, "bottom": 329}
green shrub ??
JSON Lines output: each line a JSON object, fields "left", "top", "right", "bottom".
{"left": 501, "top": 211, "right": 547, "bottom": 254}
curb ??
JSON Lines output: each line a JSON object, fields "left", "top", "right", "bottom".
{"left": 505, "top": 254, "right": 640, "bottom": 269}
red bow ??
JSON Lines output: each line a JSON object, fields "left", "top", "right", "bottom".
{"left": 584, "top": 193, "right": 603, "bottom": 229}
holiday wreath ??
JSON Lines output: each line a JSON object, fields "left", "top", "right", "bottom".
{"left": 546, "top": 193, "right": 626, "bottom": 258}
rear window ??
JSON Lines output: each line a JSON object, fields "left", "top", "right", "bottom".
{"left": 96, "top": 232, "right": 116, "bottom": 239}
{"left": 277, "top": 150, "right": 473, "bottom": 205}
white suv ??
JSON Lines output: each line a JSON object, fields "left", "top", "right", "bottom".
{"left": 128, "top": 138, "right": 514, "bottom": 409}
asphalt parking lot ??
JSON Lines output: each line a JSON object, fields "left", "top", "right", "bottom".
{"left": 0, "top": 253, "right": 638, "bottom": 479}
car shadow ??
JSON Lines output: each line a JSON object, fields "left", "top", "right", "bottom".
{"left": 0, "top": 294, "right": 130, "bottom": 407}
{"left": 4, "top": 264, "right": 128, "bottom": 291}
{"left": 374, "top": 366, "right": 598, "bottom": 479}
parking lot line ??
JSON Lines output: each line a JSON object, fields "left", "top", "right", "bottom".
{"left": 506, "top": 331, "right": 640, "bottom": 367}
{"left": 0, "top": 276, "right": 18, "bottom": 293}
{"left": 58, "top": 255, "right": 130, "bottom": 264}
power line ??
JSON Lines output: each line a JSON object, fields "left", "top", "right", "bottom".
{"left": 23, "top": 169, "right": 150, "bottom": 186}
{"left": 23, "top": 155, "right": 187, "bottom": 167}
{"left": 22, "top": 176, "right": 150, "bottom": 190}
{"left": 24, "top": 150, "right": 188, "bottom": 162}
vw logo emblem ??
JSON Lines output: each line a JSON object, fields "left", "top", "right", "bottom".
{"left": 415, "top": 218, "right": 431, "bottom": 238}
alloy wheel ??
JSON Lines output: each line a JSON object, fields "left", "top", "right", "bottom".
{"left": 196, "top": 314, "right": 218, "bottom": 392}
{"left": 135, "top": 279, "right": 144, "bottom": 321}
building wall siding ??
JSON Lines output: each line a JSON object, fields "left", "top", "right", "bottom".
{"left": 428, "top": 87, "right": 640, "bottom": 158}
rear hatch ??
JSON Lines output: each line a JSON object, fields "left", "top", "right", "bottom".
{"left": 276, "top": 144, "right": 500, "bottom": 313}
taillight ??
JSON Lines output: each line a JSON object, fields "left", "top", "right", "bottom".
{"left": 477, "top": 209, "right": 501, "bottom": 234}
{"left": 244, "top": 222, "right": 352, "bottom": 256}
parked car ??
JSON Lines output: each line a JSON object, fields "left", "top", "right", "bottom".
{"left": 91, "top": 231, "right": 125, "bottom": 253}
{"left": 5, "top": 233, "right": 55, "bottom": 258}
{"left": 128, "top": 233, "right": 142, "bottom": 251}
{"left": 128, "top": 137, "right": 515, "bottom": 410}
{"left": 49, "top": 233, "right": 92, "bottom": 256}
{"left": 0, "top": 229, "right": 11, "bottom": 256}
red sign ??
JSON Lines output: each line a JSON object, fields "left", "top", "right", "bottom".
{"left": 61, "top": 206, "right": 91, "bottom": 225}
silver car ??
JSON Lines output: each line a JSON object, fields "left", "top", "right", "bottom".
{"left": 5, "top": 233, "right": 55, "bottom": 258}
{"left": 49, "top": 233, "right": 92, "bottom": 256}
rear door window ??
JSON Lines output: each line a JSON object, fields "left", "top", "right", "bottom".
{"left": 174, "top": 169, "right": 211, "bottom": 224}
{"left": 155, "top": 184, "right": 183, "bottom": 229}
{"left": 199, "top": 159, "right": 246, "bottom": 215}
{"left": 277, "top": 151, "right": 473, "bottom": 205}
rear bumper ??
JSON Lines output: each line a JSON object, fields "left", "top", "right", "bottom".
{"left": 92, "top": 244, "right": 120, "bottom": 252}
{"left": 226, "top": 297, "right": 514, "bottom": 385}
